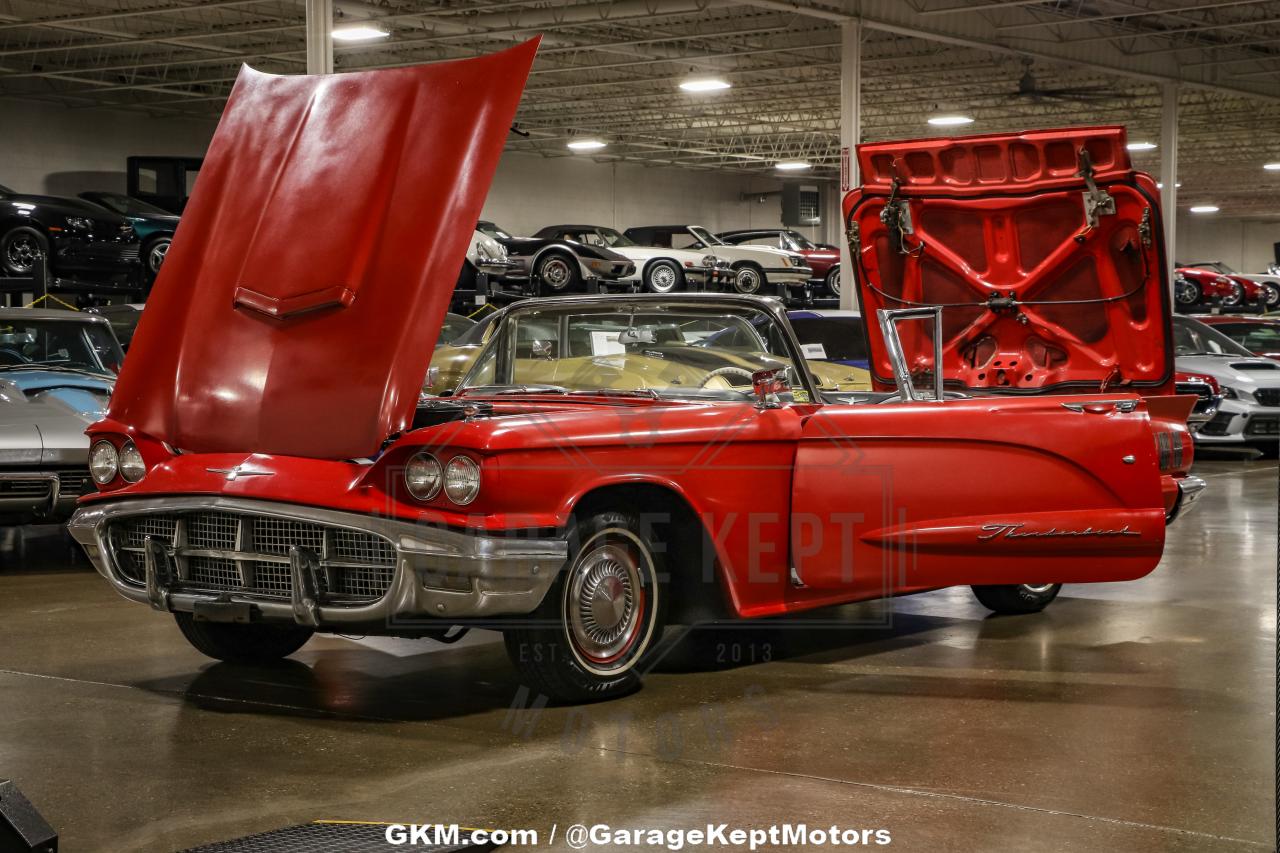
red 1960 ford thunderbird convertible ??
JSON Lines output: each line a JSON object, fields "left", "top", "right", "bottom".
{"left": 68, "top": 40, "right": 1204, "bottom": 702}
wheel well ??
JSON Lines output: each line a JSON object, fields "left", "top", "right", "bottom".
{"left": 535, "top": 247, "right": 574, "bottom": 267}
{"left": 570, "top": 482, "right": 731, "bottom": 623}
{"left": 731, "top": 260, "right": 762, "bottom": 270}
{"left": 643, "top": 257, "right": 680, "bottom": 275}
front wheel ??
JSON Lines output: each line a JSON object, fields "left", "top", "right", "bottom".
{"left": 174, "top": 612, "right": 313, "bottom": 663}
{"left": 1262, "top": 283, "right": 1280, "bottom": 312}
{"left": 971, "top": 583, "right": 1061, "bottom": 615}
{"left": 504, "top": 511, "right": 666, "bottom": 703}
{"left": 1, "top": 225, "right": 49, "bottom": 276}
{"left": 536, "top": 252, "right": 580, "bottom": 294}
{"left": 1173, "top": 278, "right": 1200, "bottom": 308}
{"left": 143, "top": 236, "right": 171, "bottom": 281}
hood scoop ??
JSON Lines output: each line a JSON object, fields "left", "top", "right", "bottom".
{"left": 1229, "top": 361, "right": 1279, "bottom": 370}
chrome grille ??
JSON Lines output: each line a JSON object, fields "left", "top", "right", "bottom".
{"left": 105, "top": 510, "right": 396, "bottom": 603}
{"left": 56, "top": 469, "right": 94, "bottom": 497}
{"left": 0, "top": 478, "right": 52, "bottom": 497}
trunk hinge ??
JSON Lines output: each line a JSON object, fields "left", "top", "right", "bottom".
{"left": 1138, "top": 207, "right": 1153, "bottom": 248}
{"left": 880, "top": 178, "right": 924, "bottom": 256}
{"left": 1076, "top": 148, "right": 1116, "bottom": 240}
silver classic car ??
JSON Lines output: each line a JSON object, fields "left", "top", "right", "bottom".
{"left": 0, "top": 308, "right": 120, "bottom": 524}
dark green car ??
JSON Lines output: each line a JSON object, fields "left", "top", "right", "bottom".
{"left": 79, "top": 191, "right": 180, "bottom": 284}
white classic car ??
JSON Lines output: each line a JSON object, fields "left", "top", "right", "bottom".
{"left": 531, "top": 224, "right": 727, "bottom": 293}
{"left": 623, "top": 224, "right": 812, "bottom": 296}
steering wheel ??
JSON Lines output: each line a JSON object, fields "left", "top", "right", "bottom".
{"left": 699, "top": 365, "right": 756, "bottom": 389}
{"left": 0, "top": 348, "right": 31, "bottom": 366}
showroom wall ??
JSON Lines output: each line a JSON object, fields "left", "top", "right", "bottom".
{"left": 1174, "top": 213, "right": 1279, "bottom": 272}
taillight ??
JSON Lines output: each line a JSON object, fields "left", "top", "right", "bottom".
{"left": 1154, "top": 429, "right": 1188, "bottom": 472}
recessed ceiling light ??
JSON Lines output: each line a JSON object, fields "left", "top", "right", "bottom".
{"left": 1265, "top": 162, "right": 1280, "bottom": 171}
{"left": 1156, "top": 182, "right": 1182, "bottom": 189}
{"left": 775, "top": 161, "right": 811, "bottom": 171}
{"left": 679, "top": 78, "right": 731, "bottom": 92}
{"left": 1127, "top": 141, "right": 1157, "bottom": 151}
{"left": 1189, "top": 205, "right": 1219, "bottom": 214}
{"left": 567, "top": 139, "right": 607, "bottom": 151}
{"left": 331, "top": 23, "right": 390, "bottom": 41}
{"left": 927, "top": 115, "right": 974, "bottom": 127}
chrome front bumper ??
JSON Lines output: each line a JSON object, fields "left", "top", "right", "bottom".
{"left": 1166, "top": 475, "right": 1208, "bottom": 524}
{"left": 67, "top": 496, "right": 567, "bottom": 631}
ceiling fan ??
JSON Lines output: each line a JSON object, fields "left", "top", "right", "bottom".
{"left": 1012, "top": 59, "right": 1113, "bottom": 103}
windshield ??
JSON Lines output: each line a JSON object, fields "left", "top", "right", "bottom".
{"left": 1173, "top": 318, "right": 1256, "bottom": 357}
{"left": 439, "top": 313, "right": 477, "bottom": 346}
{"left": 0, "top": 183, "right": 13, "bottom": 195}
{"left": 784, "top": 230, "right": 817, "bottom": 251}
{"left": 477, "top": 221, "right": 512, "bottom": 240}
{"left": 457, "top": 302, "right": 812, "bottom": 401}
{"left": 0, "top": 319, "right": 123, "bottom": 374}
{"left": 689, "top": 226, "right": 723, "bottom": 247}
{"left": 1209, "top": 321, "right": 1280, "bottom": 354}
{"left": 91, "top": 192, "right": 171, "bottom": 216}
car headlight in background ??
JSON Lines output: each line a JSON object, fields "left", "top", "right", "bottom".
{"left": 65, "top": 217, "right": 93, "bottom": 230}
{"left": 118, "top": 441, "right": 146, "bottom": 483}
{"left": 789, "top": 254, "right": 806, "bottom": 267}
{"left": 444, "top": 455, "right": 481, "bottom": 505}
{"left": 405, "top": 452, "right": 443, "bottom": 500}
{"left": 89, "top": 440, "right": 119, "bottom": 484}
{"left": 1221, "top": 386, "right": 1244, "bottom": 400}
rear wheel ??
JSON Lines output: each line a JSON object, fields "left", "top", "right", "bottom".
{"left": 824, "top": 267, "right": 841, "bottom": 298}
{"left": 536, "top": 252, "right": 579, "bottom": 294}
{"left": 1173, "top": 278, "right": 1200, "bottom": 308}
{"left": 1, "top": 226, "right": 48, "bottom": 276}
{"left": 143, "top": 236, "right": 171, "bottom": 281}
{"left": 643, "top": 259, "right": 682, "bottom": 294}
{"left": 732, "top": 263, "right": 764, "bottom": 295}
{"left": 1263, "top": 283, "right": 1280, "bottom": 311}
{"left": 174, "top": 612, "right": 313, "bottom": 663}
{"left": 971, "top": 582, "right": 1061, "bottom": 615}
{"left": 504, "top": 510, "right": 666, "bottom": 703}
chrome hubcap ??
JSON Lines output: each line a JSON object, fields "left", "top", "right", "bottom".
{"left": 1020, "top": 583, "right": 1055, "bottom": 595}
{"left": 735, "top": 268, "right": 761, "bottom": 294}
{"left": 1174, "top": 281, "right": 1197, "bottom": 305}
{"left": 566, "top": 536, "right": 646, "bottom": 671}
{"left": 541, "top": 258, "right": 570, "bottom": 288}
{"left": 828, "top": 269, "right": 841, "bottom": 296}
{"left": 148, "top": 240, "right": 170, "bottom": 273}
{"left": 649, "top": 264, "right": 677, "bottom": 292}
{"left": 1224, "top": 285, "right": 1242, "bottom": 305}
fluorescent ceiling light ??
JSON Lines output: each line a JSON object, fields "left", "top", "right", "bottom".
{"left": 927, "top": 115, "right": 974, "bottom": 126}
{"left": 1156, "top": 182, "right": 1181, "bottom": 189}
{"left": 775, "top": 161, "right": 811, "bottom": 171}
{"left": 567, "top": 139, "right": 607, "bottom": 151}
{"left": 1265, "top": 162, "right": 1280, "bottom": 171}
{"left": 1127, "top": 141, "right": 1157, "bottom": 151}
{"left": 679, "top": 78, "right": 731, "bottom": 92}
{"left": 1189, "top": 205, "right": 1219, "bottom": 214}
{"left": 332, "top": 23, "right": 390, "bottom": 41}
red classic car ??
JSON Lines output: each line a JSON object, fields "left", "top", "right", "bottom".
{"left": 67, "top": 48, "right": 1203, "bottom": 703}
{"left": 718, "top": 229, "right": 842, "bottom": 298}
{"left": 1174, "top": 265, "right": 1266, "bottom": 313}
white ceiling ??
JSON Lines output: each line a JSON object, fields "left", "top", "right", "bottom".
{"left": 1, "top": 0, "right": 1278, "bottom": 216}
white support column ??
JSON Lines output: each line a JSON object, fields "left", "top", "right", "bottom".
{"left": 838, "top": 17, "right": 862, "bottom": 311}
{"left": 305, "top": 0, "right": 333, "bottom": 75}
{"left": 1159, "top": 82, "right": 1179, "bottom": 291}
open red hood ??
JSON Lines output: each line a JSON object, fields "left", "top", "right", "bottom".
{"left": 107, "top": 40, "right": 538, "bottom": 459}
{"left": 844, "top": 126, "right": 1173, "bottom": 396}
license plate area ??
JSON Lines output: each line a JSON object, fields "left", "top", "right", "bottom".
{"left": 192, "top": 598, "right": 255, "bottom": 623}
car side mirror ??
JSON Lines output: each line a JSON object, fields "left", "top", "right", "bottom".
{"left": 752, "top": 367, "right": 788, "bottom": 409}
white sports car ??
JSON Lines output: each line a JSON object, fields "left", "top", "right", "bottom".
{"left": 531, "top": 224, "right": 725, "bottom": 294}
{"left": 1174, "top": 315, "right": 1280, "bottom": 456}
{"left": 623, "top": 224, "right": 812, "bottom": 296}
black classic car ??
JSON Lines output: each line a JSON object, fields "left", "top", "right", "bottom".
{"left": 79, "top": 191, "right": 180, "bottom": 285}
{"left": 477, "top": 220, "right": 634, "bottom": 295}
{"left": 0, "top": 183, "right": 142, "bottom": 296}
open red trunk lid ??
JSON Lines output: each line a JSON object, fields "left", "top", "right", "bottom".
{"left": 843, "top": 126, "right": 1174, "bottom": 396}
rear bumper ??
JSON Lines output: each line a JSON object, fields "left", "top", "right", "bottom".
{"left": 1166, "top": 476, "right": 1207, "bottom": 524}
{"left": 67, "top": 496, "right": 568, "bottom": 631}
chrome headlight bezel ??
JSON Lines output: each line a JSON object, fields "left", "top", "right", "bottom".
{"left": 443, "top": 455, "right": 481, "bottom": 505}
{"left": 405, "top": 452, "right": 443, "bottom": 501}
{"left": 89, "top": 440, "right": 119, "bottom": 485}
{"left": 118, "top": 441, "right": 146, "bottom": 483}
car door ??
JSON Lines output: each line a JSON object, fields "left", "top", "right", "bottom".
{"left": 790, "top": 394, "right": 1167, "bottom": 596}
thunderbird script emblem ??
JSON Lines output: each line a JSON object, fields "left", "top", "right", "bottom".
{"left": 206, "top": 464, "right": 275, "bottom": 481}
{"left": 979, "top": 523, "right": 1139, "bottom": 541}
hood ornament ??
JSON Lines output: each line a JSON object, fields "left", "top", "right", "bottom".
{"left": 206, "top": 463, "right": 275, "bottom": 481}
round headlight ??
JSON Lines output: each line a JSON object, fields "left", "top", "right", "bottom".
{"left": 119, "top": 441, "right": 146, "bottom": 483}
{"left": 405, "top": 452, "right": 442, "bottom": 501}
{"left": 89, "top": 440, "right": 119, "bottom": 485}
{"left": 443, "top": 455, "right": 481, "bottom": 505}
